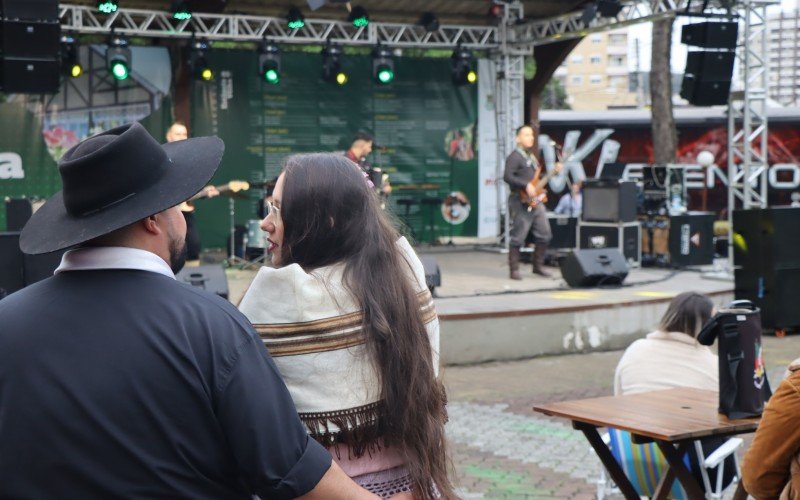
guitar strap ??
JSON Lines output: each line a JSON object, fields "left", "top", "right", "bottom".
{"left": 515, "top": 147, "right": 539, "bottom": 171}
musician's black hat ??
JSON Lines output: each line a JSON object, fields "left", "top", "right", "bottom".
{"left": 20, "top": 122, "right": 224, "bottom": 254}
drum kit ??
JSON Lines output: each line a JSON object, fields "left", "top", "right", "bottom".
{"left": 220, "top": 179, "right": 276, "bottom": 269}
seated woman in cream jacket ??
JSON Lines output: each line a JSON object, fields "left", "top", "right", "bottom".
{"left": 239, "top": 153, "right": 454, "bottom": 500}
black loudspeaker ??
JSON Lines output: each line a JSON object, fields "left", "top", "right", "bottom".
{"left": 582, "top": 180, "right": 637, "bottom": 222}
{"left": 23, "top": 249, "right": 67, "bottom": 286}
{"left": 560, "top": 248, "right": 629, "bottom": 288}
{"left": 668, "top": 212, "right": 715, "bottom": 267}
{"left": 5, "top": 197, "right": 32, "bottom": 231}
{"left": 733, "top": 207, "right": 800, "bottom": 330}
{"left": 176, "top": 265, "right": 229, "bottom": 299}
{"left": 0, "top": 57, "right": 60, "bottom": 93}
{"left": 418, "top": 255, "right": 441, "bottom": 293}
{"left": 681, "top": 22, "right": 738, "bottom": 49}
{"left": 1, "top": 21, "right": 60, "bottom": 57}
{"left": 680, "top": 51, "right": 734, "bottom": 106}
{"left": 579, "top": 221, "right": 641, "bottom": 263}
{"left": 0, "top": 231, "right": 24, "bottom": 299}
{"left": 0, "top": 0, "right": 59, "bottom": 21}
{"left": 548, "top": 215, "right": 577, "bottom": 249}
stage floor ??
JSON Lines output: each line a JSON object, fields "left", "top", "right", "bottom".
{"left": 223, "top": 247, "right": 732, "bottom": 318}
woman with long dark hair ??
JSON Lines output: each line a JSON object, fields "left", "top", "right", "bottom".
{"left": 239, "top": 153, "right": 453, "bottom": 499}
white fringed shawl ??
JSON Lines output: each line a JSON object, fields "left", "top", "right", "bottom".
{"left": 238, "top": 237, "right": 440, "bottom": 454}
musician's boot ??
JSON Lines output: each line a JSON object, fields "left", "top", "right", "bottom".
{"left": 508, "top": 247, "right": 522, "bottom": 280}
{"left": 532, "top": 244, "right": 552, "bottom": 278}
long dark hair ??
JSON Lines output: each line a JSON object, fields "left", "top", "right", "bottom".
{"left": 279, "top": 153, "right": 454, "bottom": 499}
{"left": 659, "top": 292, "right": 714, "bottom": 338}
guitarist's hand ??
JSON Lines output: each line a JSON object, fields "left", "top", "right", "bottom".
{"left": 525, "top": 182, "right": 537, "bottom": 198}
{"left": 203, "top": 186, "right": 220, "bottom": 198}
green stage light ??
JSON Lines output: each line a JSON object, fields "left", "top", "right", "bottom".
{"left": 172, "top": 0, "right": 192, "bottom": 20}
{"left": 110, "top": 60, "right": 129, "bottom": 80}
{"left": 97, "top": 0, "right": 118, "bottom": 14}
{"left": 372, "top": 45, "right": 394, "bottom": 85}
{"left": 349, "top": 6, "right": 369, "bottom": 27}
{"left": 377, "top": 67, "right": 393, "bottom": 84}
{"left": 259, "top": 40, "right": 281, "bottom": 85}
{"left": 287, "top": 7, "right": 305, "bottom": 30}
{"left": 106, "top": 35, "right": 131, "bottom": 81}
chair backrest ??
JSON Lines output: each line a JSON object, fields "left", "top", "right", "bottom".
{"left": 608, "top": 428, "right": 690, "bottom": 499}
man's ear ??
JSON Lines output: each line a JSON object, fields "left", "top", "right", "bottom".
{"left": 140, "top": 214, "right": 162, "bottom": 235}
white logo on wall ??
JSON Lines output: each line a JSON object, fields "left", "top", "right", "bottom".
{"left": 0, "top": 153, "right": 23, "bottom": 179}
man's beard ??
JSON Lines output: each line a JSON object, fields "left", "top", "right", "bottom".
{"left": 169, "top": 236, "right": 188, "bottom": 274}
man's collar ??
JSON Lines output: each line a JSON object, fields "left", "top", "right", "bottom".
{"left": 55, "top": 246, "right": 176, "bottom": 279}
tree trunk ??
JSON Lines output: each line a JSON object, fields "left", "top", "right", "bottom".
{"left": 650, "top": 18, "right": 678, "bottom": 164}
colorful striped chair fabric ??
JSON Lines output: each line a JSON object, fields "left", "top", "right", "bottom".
{"left": 607, "top": 428, "right": 690, "bottom": 499}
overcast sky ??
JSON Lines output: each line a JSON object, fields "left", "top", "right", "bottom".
{"left": 627, "top": 0, "right": 797, "bottom": 72}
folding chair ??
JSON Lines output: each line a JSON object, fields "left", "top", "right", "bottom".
{"left": 595, "top": 429, "right": 743, "bottom": 500}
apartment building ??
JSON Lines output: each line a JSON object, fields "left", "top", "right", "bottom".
{"left": 553, "top": 28, "right": 639, "bottom": 111}
{"left": 767, "top": 9, "right": 800, "bottom": 106}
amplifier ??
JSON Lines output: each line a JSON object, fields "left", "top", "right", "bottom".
{"left": 582, "top": 179, "right": 637, "bottom": 223}
{"left": 548, "top": 215, "right": 577, "bottom": 249}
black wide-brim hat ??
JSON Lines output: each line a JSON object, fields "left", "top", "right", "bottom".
{"left": 20, "top": 122, "right": 224, "bottom": 255}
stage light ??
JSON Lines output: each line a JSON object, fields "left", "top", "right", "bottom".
{"left": 287, "top": 7, "right": 305, "bottom": 29}
{"left": 451, "top": 45, "right": 477, "bottom": 86}
{"left": 372, "top": 45, "right": 394, "bottom": 85}
{"left": 259, "top": 40, "right": 281, "bottom": 85}
{"left": 419, "top": 12, "right": 440, "bottom": 32}
{"left": 61, "top": 35, "right": 83, "bottom": 78}
{"left": 97, "top": 0, "right": 118, "bottom": 14}
{"left": 172, "top": 0, "right": 192, "bottom": 21}
{"left": 106, "top": 35, "right": 131, "bottom": 81}
{"left": 190, "top": 38, "right": 213, "bottom": 81}
{"left": 322, "top": 42, "right": 347, "bottom": 85}
{"left": 349, "top": 6, "right": 369, "bottom": 27}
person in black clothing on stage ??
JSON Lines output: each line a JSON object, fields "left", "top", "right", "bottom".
{"left": 167, "top": 121, "right": 219, "bottom": 261}
{"left": 0, "top": 123, "right": 378, "bottom": 499}
{"left": 504, "top": 124, "right": 553, "bottom": 280}
{"left": 345, "top": 132, "right": 392, "bottom": 198}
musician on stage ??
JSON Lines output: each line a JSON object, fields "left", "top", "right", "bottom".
{"left": 504, "top": 124, "right": 553, "bottom": 280}
{"left": 168, "top": 121, "right": 219, "bottom": 261}
{"left": 345, "top": 132, "right": 392, "bottom": 197}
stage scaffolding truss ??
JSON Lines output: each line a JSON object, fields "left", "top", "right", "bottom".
{"left": 58, "top": 1, "right": 771, "bottom": 255}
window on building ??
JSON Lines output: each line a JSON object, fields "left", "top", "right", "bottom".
{"left": 571, "top": 75, "right": 583, "bottom": 85}
{"left": 590, "top": 34, "right": 602, "bottom": 43}
{"left": 608, "top": 55, "right": 626, "bottom": 66}
{"left": 570, "top": 55, "right": 583, "bottom": 64}
{"left": 590, "top": 74, "right": 603, "bottom": 84}
{"left": 590, "top": 55, "right": 602, "bottom": 64}
{"left": 608, "top": 34, "right": 626, "bottom": 45}
{"left": 608, "top": 75, "right": 627, "bottom": 88}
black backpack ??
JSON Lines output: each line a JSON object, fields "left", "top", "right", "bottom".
{"left": 697, "top": 300, "right": 772, "bottom": 419}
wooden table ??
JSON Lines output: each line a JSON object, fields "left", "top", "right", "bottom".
{"left": 533, "top": 388, "right": 759, "bottom": 500}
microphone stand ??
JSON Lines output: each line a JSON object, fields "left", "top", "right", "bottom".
{"left": 446, "top": 152, "right": 455, "bottom": 246}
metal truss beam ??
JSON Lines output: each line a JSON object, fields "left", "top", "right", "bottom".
{"left": 510, "top": 0, "right": 732, "bottom": 46}
{"left": 59, "top": 4, "right": 498, "bottom": 48}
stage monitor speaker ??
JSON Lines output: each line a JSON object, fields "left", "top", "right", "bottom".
{"left": 0, "top": 0, "right": 59, "bottom": 21}
{"left": 5, "top": 197, "right": 33, "bottom": 231}
{"left": 681, "top": 21, "right": 738, "bottom": 49}
{"left": 0, "top": 231, "right": 24, "bottom": 299}
{"left": 680, "top": 51, "right": 734, "bottom": 106}
{"left": 418, "top": 255, "right": 441, "bottom": 294}
{"left": 23, "top": 248, "right": 66, "bottom": 286}
{"left": 176, "top": 265, "right": 229, "bottom": 299}
{"left": 1, "top": 20, "right": 60, "bottom": 58}
{"left": 581, "top": 180, "right": 637, "bottom": 223}
{"left": 733, "top": 207, "right": 800, "bottom": 329}
{"left": 0, "top": 58, "right": 60, "bottom": 94}
{"left": 560, "top": 248, "right": 629, "bottom": 288}
{"left": 668, "top": 212, "right": 715, "bottom": 267}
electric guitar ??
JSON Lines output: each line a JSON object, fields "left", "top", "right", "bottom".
{"left": 180, "top": 180, "right": 250, "bottom": 213}
{"left": 519, "top": 163, "right": 562, "bottom": 212}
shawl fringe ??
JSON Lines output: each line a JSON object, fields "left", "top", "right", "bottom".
{"left": 300, "top": 401, "right": 386, "bottom": 458}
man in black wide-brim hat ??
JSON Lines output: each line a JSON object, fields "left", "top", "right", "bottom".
{"left": 0, "top": 123, "right": 376, "bottom": 499}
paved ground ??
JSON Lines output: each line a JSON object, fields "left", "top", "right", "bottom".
{"left": 443, "top": 334, "right": 800, "bottom": 499}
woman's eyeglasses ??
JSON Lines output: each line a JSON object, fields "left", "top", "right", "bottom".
{"left": 265, "top": 200, "right": 281, "bottom": 220}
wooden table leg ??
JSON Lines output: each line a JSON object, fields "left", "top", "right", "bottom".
{"left": 574, "top": 422, "right": 640, "bottom": 500}
{"left": 652, "top": 463, "right": 677, "bottom": 500}
{"left": 656, "top": 440, "right": 706, "bottom": 500}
